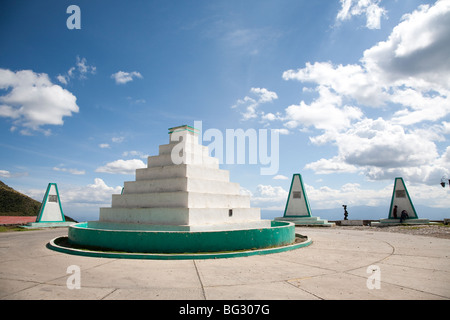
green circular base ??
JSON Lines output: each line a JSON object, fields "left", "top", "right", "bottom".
{"left": 47, "top": 234, "right": 311, "bottom": 260}
{"left": 47, "top": 220, "right": 312, "bottom": 260}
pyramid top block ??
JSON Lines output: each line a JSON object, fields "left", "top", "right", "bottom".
{"left": 168, "top": 125, "right": 199, "bottom": 135}
{"left": 168, "top": 125, "right": 200, "bottom": 145}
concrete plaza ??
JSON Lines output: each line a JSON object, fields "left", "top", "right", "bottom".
{"left": 0, "top": 227, "right": 448, "bottom": 300}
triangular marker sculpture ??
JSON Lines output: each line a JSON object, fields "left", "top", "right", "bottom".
{"left": 23, "top": 183, "right": 75, "bottom": 228}
{"left": 275, "top": 174, "right": 334, "bottom": 227}
{"left": 284, "top": 174, "right": 312, "bottom": 217}
{"left": 388, "top": 177, "right": 418, "bottom": 219}
{"left": 36, "top": 183, "right": 65, "bottom": 222}
{"left": 373, "top": 177, "right": 430, "bottom": 226}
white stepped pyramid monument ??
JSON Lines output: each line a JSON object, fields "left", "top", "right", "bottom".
{"left": 99, "top": 125, "right": 268, "bottom": 231}
{"left": 373, "top": 177, "right": 430, "bottom": 226}
{"left": 61, "top": 125, "right": 309, "bottom": 258}
{"left": 24, "top": 183, "right": 75, "bottom": 228}
{"left": 275, "top": 174, "right": 334, "bottom": 227}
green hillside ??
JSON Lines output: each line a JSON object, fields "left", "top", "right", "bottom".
{"left": 0, "top": 181, "right": 41, "bottom": 216}
{"left": 0, "top": 181, "right": 76, "bottom": 221}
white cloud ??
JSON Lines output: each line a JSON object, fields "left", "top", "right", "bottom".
{"left": 442, "top": 121, "right": 450, "bottom": 134}
{"left": 362, "top": 0, "right": 450, "bottom": 88}
{"left": 99, "top": 137, "right": 125, "bottom": 149}
{"left": 285, "top": 0, "right": 450, "bottom": 120}
{"left": 306, "top": 182, "right": 392, "bottom": 209}
{"left": 243, "top": 176, "right": 450, "bottom": 212}
{"left": 76, "top": 56, "right": 97, "bottom": 78}
{"left": 0, "top": 169, "right": 28, "bottom": 179}
{"left": 52, "top": 166, "right": 85, "bottom": 175}
{"left": 335, "top": 118, "right": 438, "bottom": 168}
{"left": 112, "top": 136, "right": 125, "bottom": 143}
{"left": 239, "top": 186, "right": 253, "bottom": 197}
{"left": 279, "top": 1, "right": 450, "bottom": 185}
{"left": 273, "top": 175, "right": 289, "bottom": 180}
{"left": 251, "top": 87, "right": 278, "bottom": 103}
{"left": 56, "top": 74, "right": 68, "bottom": 85}
{"left": 283, "top": 62, "right": 387, "bottom": 107}
{"left": 0, "top": 68, "right": 79, "bottom": 135}
{"left": 111, "top": 71, "right": 143, "bottom": 84}
{"left": 96, "top": 159, "right": 146, "bottom": 175}
{"left": 0, "top": 170, "right": 12, "bottom": 178}
{"left": 60, "top": 178, "right": 122, "bottom": 205}
{"left": 310, "top": 181, "right": 450, "bottom": 210}
{"left": 336, "top": 0, "right": 387, "bottom": 29}
{"left": 272, "top": 128, "right": 290, "bottom": 135}
{"left": 305, "top": 118, "right": 449, "bottom": 185}
{"left": 364, "top": 146, "right": 450, "bottom": 185}
{"left": 232, "top": 87, "right": 278, "bottom": 121}
{"left": 282, "top": 86, "right": 363, "bottom": 132}
{"left": 305, "top": 156, "right": 359, "bottom": 174}
{"left": 57, "top": 56, "right": 96, "bottom": 85}
{"left": 122, "top": 150, "right": 148, "bottom": 159}
{"left": 250, "top": 184, "right": 288, "bottom": 210}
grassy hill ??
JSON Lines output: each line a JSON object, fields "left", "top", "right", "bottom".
{"left": 0, "top": 181, "right": 41, "bottom": 216}
{"left": 0, "top": 181, "right": 76, "bottom": 221}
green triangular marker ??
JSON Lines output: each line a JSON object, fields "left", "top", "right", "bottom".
{"left": 36, "top": 183, "right": 65, "bottom": 223}
{"left": 388, "top": 177, "right": 418, "bottom": 219}
{"left": 373, "top": 177, "right": 430, "bottom": 226}
{"left": 283, "top": 174, "right": 312, "bottom": 218}
{"left": 275, "top": 174, "right": 334, "bottom": 227}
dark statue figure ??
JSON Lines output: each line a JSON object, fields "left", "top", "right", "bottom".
{"left": 343, "top": 205, "right": 348, "bottom": 220}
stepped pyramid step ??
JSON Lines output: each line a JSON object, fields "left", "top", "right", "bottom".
{"left": 123, "top": 177, "right": 240, "bottom": 195}
{"left": 100, "top": 207, "right": 262, "bottom": 226}
{"left": 111, "top": 191, "right": 250, "bottom": 208}
{"left": 147, "top": 153, "right": 219, "bottom": 169}
{"left": 136, "top": 164, "right": 230, "bottom": 182}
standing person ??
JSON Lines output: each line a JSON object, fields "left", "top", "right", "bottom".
{"left": 393, "top": 205, "right": 398, "bottom": 219}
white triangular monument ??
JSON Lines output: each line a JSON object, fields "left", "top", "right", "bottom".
{"left": 374, "top": 177, "right": 430, "bottom": 226}
{"left": 23, "top": 183, "right": 75, "bottom": 228}
{"left": 389, "top": 177, "right": 418, "bottom": 219}
{"left": 36, "top": 183, "right": 65, "bottom": 222}
{"left": 284, "top": 174, "right": 312, "bottom": 218}
{"left": 275, "top": 174, "right": 334, "bottom": 227}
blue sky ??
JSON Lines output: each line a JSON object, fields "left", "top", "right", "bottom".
{"left": 1, "top": 0, "right": 449, "bottom": 221}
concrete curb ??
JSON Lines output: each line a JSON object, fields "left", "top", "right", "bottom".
{"left": 47, "top": 234, "right": 312, "bottom": 260}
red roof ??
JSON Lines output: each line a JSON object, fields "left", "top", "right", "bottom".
{"left": 0, "top": 216, "right": 37, "bottom": 225}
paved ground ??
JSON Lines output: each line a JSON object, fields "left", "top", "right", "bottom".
{"left": 0, "top": 226, "right": 449, "bottom": 300}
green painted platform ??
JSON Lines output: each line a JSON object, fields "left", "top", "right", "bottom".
{"left": 47, "top": 233, "right": 311, "bottom": 260}
{"left": 371, "top": 218, "right": 431, "bottom": 226}
{"left": 22, "top": 221, "right": 76, "bottom": 229}
{"left": 275, "top": 216, "right": 335, "bottom": 227}
{"left": 59, "top": 220, "right": 307, "bottom": 259}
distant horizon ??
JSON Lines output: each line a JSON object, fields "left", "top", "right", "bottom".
{"left": 2, "top": 176, "right": 447, "bottom": 223}
{"left": 57, "top": 204, "right": 448, "bottom": 223}
{"left": 261, "top": 204, "right": 449, "bottom": 221}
